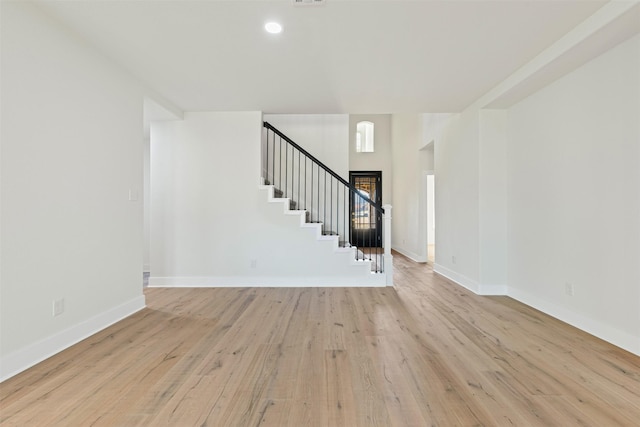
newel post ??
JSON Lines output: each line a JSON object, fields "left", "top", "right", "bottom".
{"left": 383, "top": 204, "right": 394, "bottom": 286}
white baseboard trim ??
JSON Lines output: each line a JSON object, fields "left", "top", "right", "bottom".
{"left": 479, "top": 284, "right": 508, "bottom": 296}
{"left": 149, "top": 275, "right": 386, "bottom": 288}
{"left": 431, "top": 265, "right": 638, "bottom": 356}
{"left": 0, "top": 295, "right": 146, "bottom": 382}
{"left": 391, "top": 246, "right": 427, "bottom": 263}
{"left": 433, "top": 264, "right": 507, "bottom": 296}
{"left": 433, "top": 264, "right": 480, "bottom": 294}
{"left": 508, "top": 288, "right": 640, "bottom": 357}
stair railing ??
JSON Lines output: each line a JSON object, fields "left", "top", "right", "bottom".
{"left": 262, "top": 121, "right": 387, "bottom": 274}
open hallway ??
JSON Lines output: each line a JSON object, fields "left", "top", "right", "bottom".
{"left": 1, "top": 253, "right": 639, "bottom": 426}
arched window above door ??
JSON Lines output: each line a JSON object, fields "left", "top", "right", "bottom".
{"left": 356, "top": 121, "right": 374, "bottom": 153}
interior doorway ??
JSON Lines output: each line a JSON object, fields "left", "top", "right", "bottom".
{"left": 349, "top": 171, "right": 382, "bottom": 248}
{"left": 426, "top": 174, "right": 435, "bottom": 264}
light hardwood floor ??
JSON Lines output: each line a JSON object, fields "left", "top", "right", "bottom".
{"left": 2, "top": 253, "right": 639, "bottom": 426}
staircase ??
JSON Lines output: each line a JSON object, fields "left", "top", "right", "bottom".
{"left": 261, "top": 122, "right": 393, "bottom": 286}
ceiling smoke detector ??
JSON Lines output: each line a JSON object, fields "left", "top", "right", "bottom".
{"left": 292, "top": 0, "right": 326, "bottom": 6}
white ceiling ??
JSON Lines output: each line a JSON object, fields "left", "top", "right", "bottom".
{"left": 34, "top": 0, "right": 616, "bottom": 114}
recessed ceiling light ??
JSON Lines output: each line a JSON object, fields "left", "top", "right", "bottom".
{"left": 265, "top": 22, "right": 283, "bottom": 34}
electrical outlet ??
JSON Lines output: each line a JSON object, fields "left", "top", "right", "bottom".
{"left": 565, "top": 282, "right": 574, "bottom": 296}
{"left": 53, "top": 298, "right": 65, "bottom": 316}
{"left": 250, "top": 259, "right": 257, "bottom": 268}
{"left": 452, "top": 255, "right": 457, "bottom": 264}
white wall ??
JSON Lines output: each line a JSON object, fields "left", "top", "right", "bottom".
{"left": 143, "top": 137, "right": 151, "bottom": 272}
{"left": 434, "top": 34, "right": 639, "bottom": 355}
{"left": 142, "top": 97, "right": 183, "bottom": 274}
{"left": 426, "top": 174, "right": 435, "bottom": 246}
{"left": 263, "top": 114, "right": 349, "bottom": 179}
{"left": 507, "top": 34, "right": 640, "bottom": 355}
{"left": 434, "top": 109, "right": 507, "bottom": 294}
{"left": 422, "top": 113, "right": 451, "bottom": 149}
{"left": 391, "top": 114, "right": 427, "bottom": 261}
{"left": 150, "top": 112, "right": 260, "bottom": 278}
{"left": 149, "top": 112, "right": 380, "bottom": 285}
{"left": 1, "top": 2, "right": 145, "bottom": 380}
{"left": 349, "top": 115, "right": 393, "bottom": 205}
{"left": 479, "top": 109, "right": 508, "bottom": 292}
{"left": 434, "top": 110, "right": 481, "bottom": 288}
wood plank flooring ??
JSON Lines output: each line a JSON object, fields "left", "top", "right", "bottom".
{"left": 1, "top": 253, "right": 639, "bottom": 426}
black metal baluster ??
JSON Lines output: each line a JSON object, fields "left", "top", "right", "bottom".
{"left": 353, "top": 190, "right": 358, "bottom": 260}
{"left": 378, "top": 212, "right": 384, "bottom": 273}
{"left": 369, "top": 197, "right": 376, "bottom": 263}
{"left": 343, "top": 187, "right": 347, "bottom": 247}
{"left": 330, "top": 177, "right": 333, "bottom": 237}
{"left": 310, "top": 163, "right": 314, "bottom": 222}
{"left": 335, "top": 179, "right": 339, "bottom": 245}
{"left": 341, "top": 181, "right": 344, "bottom": 246}
{"left": 323, "top": 170, "right": 326, "bottom": 234}
{"left": 366, "top": 200, "right": 369, "bottom": 263}
{"left": 279, "top": 136, "right": 283, "bottom": 192}
{"left": 298, "top": 151, "right": 301, "bottom": 209}
{"left": 372, "top": 177, "right": 376, "bottom": 269}
{"left": 358, "top": 203, "right": 361, "bottom": 260}
{"left": 350, "top": 189, "right": 354, "bottom": 257}
{"left": 333, "top": 178, "right": 336, "bottom": 237}
{"left": 358, "top": 191, "right": 362, "bottom": 261}
{"left": 267, "top": 130, "right": 271, "bottom": 184}
{"left": 380, "top": 212, "right": 383, "bottom": 273}
{"left": 375, "top": 209, "right": 378, "bottom": 272}
{"left": 380, "top": 219, "right": 384, "bottom": 272}
{"left": 375, "top": 213, "right": 379, "bottom": 273}
{"left": 338, "top": 185, "right": 341, "bottom": 246}
{"left": 348, "top": 188, "right": 351, "bottom": 248}
{"left": 335, "top": 180, "right": 339, "bottom": 245}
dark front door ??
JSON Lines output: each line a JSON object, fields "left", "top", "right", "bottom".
{"left": 349, "top": 171, "right": 382, "bottom": 248}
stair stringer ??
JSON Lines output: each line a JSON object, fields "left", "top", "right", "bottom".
{"left": 258, "top": 185, "right": 386, "bottom": 287}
